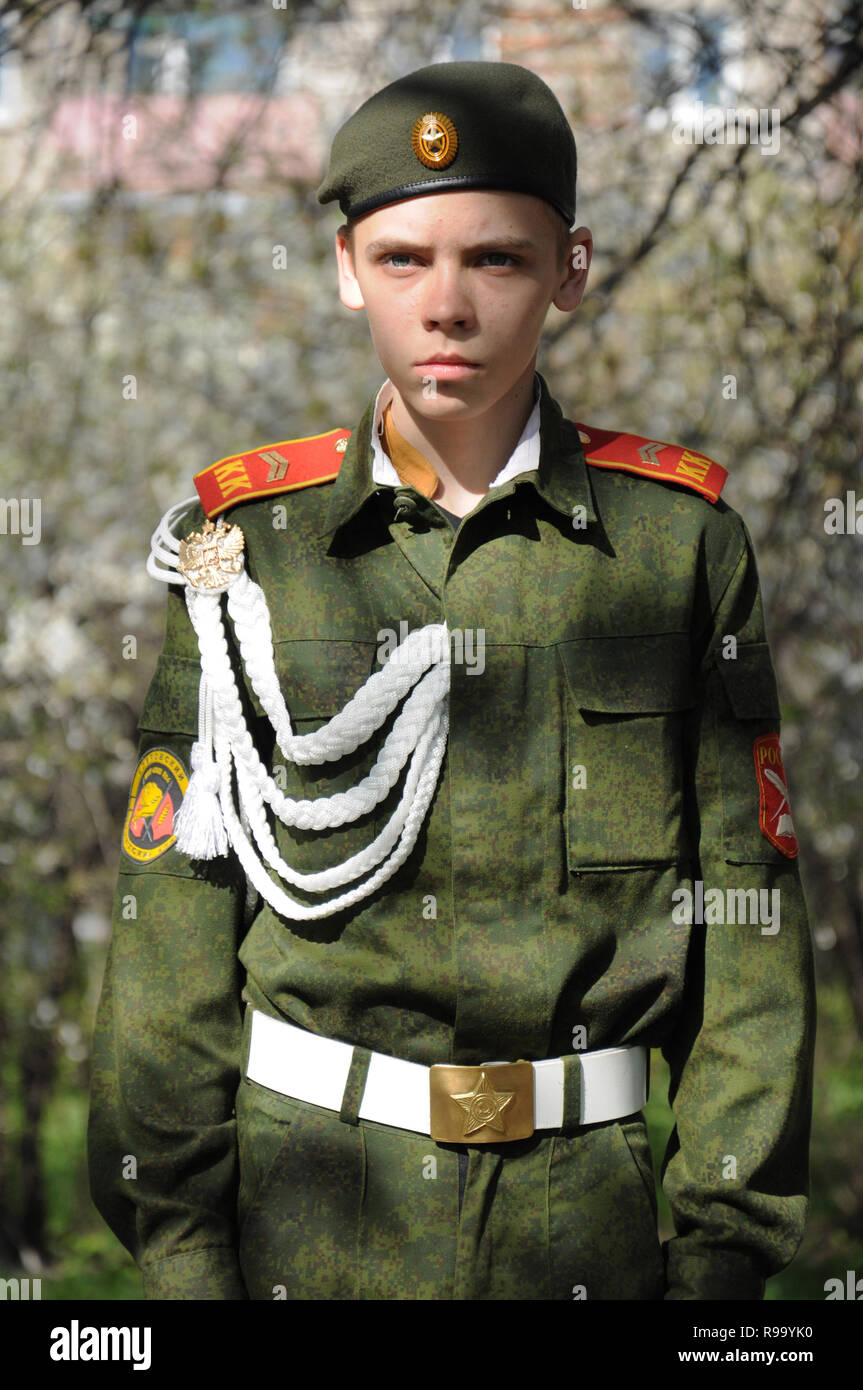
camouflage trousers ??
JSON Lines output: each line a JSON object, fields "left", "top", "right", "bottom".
{"left": 236, "top": 1009, "right": 666, "bottom": 1301}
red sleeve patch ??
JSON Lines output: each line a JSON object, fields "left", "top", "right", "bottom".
{"left": 574, "top": 422, "right": 727, "bottom": 504}
{"left": 753, "top": 733, "right": 799, "bottom": 858}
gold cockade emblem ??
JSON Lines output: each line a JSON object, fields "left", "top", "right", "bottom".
{"left": 177, "top": 518, "right": 245, "bottom": 591}
{"left": 411, "top": 111, "right": 458, "bottom": 169}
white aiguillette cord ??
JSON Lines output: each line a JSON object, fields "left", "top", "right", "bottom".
{"left": 146, "top": 498, "right": 451, "bottom": 920}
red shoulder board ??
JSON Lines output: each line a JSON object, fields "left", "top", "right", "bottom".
{"left": 194, "top": 428, "right": 352, "bottom": 519}
{"left": 574, "top": 422, "right": 727, "bottom": 504}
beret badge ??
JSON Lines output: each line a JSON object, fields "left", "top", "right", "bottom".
{"left": 411, "top": 111, "right": 458, "bottom": 169}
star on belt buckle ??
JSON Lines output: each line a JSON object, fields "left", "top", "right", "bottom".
{"left": 429, "top": 1061, "right": 534, "bottom": 1143}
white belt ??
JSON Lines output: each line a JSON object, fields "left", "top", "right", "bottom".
{"left": 246, "top": 1009, "right": 647, "bottom": 1139}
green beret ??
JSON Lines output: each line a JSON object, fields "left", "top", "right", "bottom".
{"left": 316, "top": 61, "right": 576, "bottom": 226}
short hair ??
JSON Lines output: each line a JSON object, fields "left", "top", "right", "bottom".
{"left": 344, "top": 201, "right": 572, "bottom": 269}
{"left": 540, "top": 202, "right": 573, "bottom": 270}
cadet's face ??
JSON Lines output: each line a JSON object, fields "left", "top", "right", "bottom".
{"left": 336, "top": 190, "right": 589, "bottom": 420}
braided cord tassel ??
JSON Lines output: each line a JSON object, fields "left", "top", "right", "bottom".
{"left": 173, "top": 605, "right": 230, "bottom": 859}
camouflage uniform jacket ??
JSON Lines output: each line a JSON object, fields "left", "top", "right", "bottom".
{"left": 88, "top": 371, "right": 816, "bottom": 1300}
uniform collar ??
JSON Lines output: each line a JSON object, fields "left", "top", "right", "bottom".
{"left": 369, "top": 376, "right": 542, "bottom": 491}
{"left": 318, "top": 370, "right": 596, "bottom": 540}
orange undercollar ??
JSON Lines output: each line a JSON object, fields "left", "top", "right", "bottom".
{"left": 381, "top": 402, "right": 440, "bottom": 499}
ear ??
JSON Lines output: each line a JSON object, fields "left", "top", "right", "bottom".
{"left": 335, "top": 226, "right": 365, "bottom": 311}
{"left": 553, "top": 226, "right": 593, "bottom": 313}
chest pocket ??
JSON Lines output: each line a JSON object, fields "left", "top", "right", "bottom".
{"left": 558, "top": 633, "right": 695, "bottom": 870}
{"left": 273, "top": 639, "right": 379, "bottom": 722}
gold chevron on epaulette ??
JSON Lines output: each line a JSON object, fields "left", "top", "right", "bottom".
{"left": 574, "top": 422, "right": 727, "bottom": 503}
{"left": 194, "top": 427, "right": 352, "bottom": 518}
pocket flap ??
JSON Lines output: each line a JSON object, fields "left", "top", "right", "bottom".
{"left": 557, "top": 633, "right": 695, "bottom": 713}
{"left": 274, "top": 640, "right": 379, "bottom": 720}
{"left": 138, "top": 655, "right": 202, "bottom": 735}
{"left": 715, "top": 643, "right": 781, "bottom": 720}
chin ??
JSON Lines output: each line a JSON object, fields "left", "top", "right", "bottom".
{"left": 398, "top": 376, "right": 486, "bottom": 409}
{"left": 411, "top": 393, "right": 479, "bottom": 419}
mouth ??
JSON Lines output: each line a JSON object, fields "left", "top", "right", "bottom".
{"left": 414, "top": 356, "right": 482, "bottom": 379}
{"left": 417, "top": 355, "right": 479, "bottom": 366}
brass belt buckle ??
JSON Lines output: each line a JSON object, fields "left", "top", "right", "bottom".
{"left": 429, "top": 1060, "right": 535, "bottom": 1143}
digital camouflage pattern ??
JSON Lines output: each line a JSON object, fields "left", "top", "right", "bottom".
{"left": 87, "top": 372, "right": 816, "bottom": 1300}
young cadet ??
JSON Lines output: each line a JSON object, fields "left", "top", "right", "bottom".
{"left": 88, "top": 61, "right": 816, "bottom": 1301}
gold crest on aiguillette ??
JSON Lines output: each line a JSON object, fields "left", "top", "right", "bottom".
{"left": 177, "top": 518, "right": 245, "bottom": 591}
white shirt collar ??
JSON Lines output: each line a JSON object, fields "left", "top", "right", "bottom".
{"left": 369, "top": 375, "right": 541, "bottom": 495}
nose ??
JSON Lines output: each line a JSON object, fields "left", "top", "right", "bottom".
{"left": 419, "top": 260, "right": 475, "bottom": 333}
